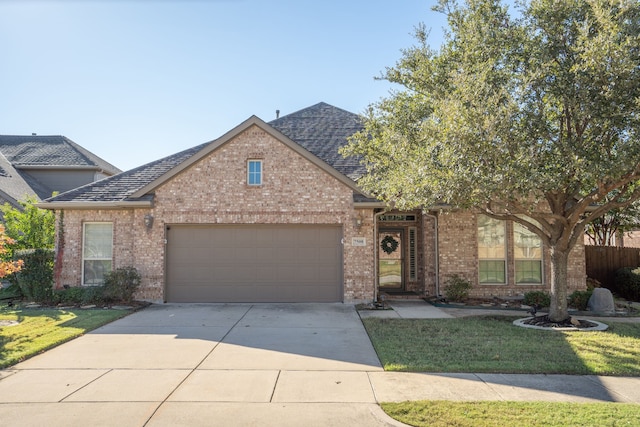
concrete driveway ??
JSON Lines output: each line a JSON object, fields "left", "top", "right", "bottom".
{"left": 0, "top": 303, "right": 404, "bottom": 427}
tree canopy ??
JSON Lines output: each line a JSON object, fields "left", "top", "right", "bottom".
{"left": 1, "top": 196, "right": 55, "bottom": 252}
{"left": 344, "top": 0, "right": 640, "bottom": 321}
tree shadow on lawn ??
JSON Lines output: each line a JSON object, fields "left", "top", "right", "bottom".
{"left": 364, "top": 316, "right": 640, "bottom": 401}
{"left": 0, "top": 307, "right": 132, "bottom": 368}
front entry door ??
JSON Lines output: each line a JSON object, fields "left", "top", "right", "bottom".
{"left": 378, "top": 229, "right": 404, "bottom": 290}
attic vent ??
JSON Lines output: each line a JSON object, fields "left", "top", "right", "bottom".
{"left": 0, "top": 166, "right": 10, "bottom": 178}
{"left": 409, "top": 227, "right": 417, "bottom": 281}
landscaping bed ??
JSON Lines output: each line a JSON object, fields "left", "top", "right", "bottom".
{"left": 429, "top": 296, "right": 639, "bottom": 317}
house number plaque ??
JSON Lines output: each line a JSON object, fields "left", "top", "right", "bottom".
{"left": 352, "top": 237, "right": 367, "bottom": 247}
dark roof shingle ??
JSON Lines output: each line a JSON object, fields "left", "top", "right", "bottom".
{"left": 269, "top": 102, "right": 365, "bottom": 180}
{"left": 47, "top": 142, "right": 209, "bottom": 203}
{"left": 0, "top": 135, "right": 121, "bottom": 174}
{"left": 45, "top": 102, "right": 368, "bottom": 205}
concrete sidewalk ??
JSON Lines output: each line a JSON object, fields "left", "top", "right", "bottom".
{"left": 0, "top": 302, "right": 638, "bottom": 427}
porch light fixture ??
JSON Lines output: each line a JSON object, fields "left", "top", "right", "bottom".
{"left": 144, "top": 214, "right": 154, "bottom": 229}
{"left": 353, "top": 212, "right": 364, "bottom": 230}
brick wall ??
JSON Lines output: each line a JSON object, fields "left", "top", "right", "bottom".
{"left": 437, "top": 211, "right": 586, "bottom": 298}
{"left": 55, "top": 125, "right": 376, "bottom": 303}
{"left": 53, "top": 126, "right": 588, "bottom": 303}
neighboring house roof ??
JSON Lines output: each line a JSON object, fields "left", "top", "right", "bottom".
{"left": 0, "top": 152, "right": 39, "bottom": 207}
{"left": 0, "top": 135, "right": 121, "bottom": 173}
{"left": 0, "top": 135, "right": 123, "bottom": 207}
{"left": 269, "top": 102, "right": 366, "bottom": 180}
{"left": 42, "top": 103, "right": 373, "bottom": 209}
{"left": 44, "top": 142, "right": 210, "bottom": 206}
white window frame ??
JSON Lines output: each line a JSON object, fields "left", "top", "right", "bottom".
{"left": 82, "top": 222, "right": 113, "bottom": 286}
{"left": 247, "top": 159, "right": 262, "bottom": 186}
{"left": 477, "top": 215, "right": 507, "bottom": 284}
{"left": 513, "top": 220, "right": 544, "bottom": 285}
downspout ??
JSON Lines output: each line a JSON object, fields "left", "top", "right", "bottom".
{"left": 423, "top": 210, "right": 440, "bottom": 297}
{"left": 373, "top": 209, "right": 385, "bottom": 302}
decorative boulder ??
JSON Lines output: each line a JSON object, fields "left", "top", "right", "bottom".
{"left": 587, "top": 288, "right": 615, "bottom": 313}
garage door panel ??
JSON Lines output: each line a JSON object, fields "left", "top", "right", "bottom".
{"left": 166, "top": 225, "right": 343, "bottom": 303}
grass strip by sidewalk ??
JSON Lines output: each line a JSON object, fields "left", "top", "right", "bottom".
{"left": 0, "top": 307, "right": 133, "bottom": 368}
{"left": 381, "top": 401, "right": 640, "bottom": 427}
{"left": 362, "top": 316, "right": 640, "bottom": 375}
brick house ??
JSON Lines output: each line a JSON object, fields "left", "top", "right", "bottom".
{"left": 40, "top": 103, "right": 586, "bottom": 303}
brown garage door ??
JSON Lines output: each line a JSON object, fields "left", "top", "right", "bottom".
{"left": 165, "top": 225, "right": 343, "bottom": 303}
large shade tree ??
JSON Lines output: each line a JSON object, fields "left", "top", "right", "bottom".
{"left": 344, "top": 0, "right": 640, "bottom": 321}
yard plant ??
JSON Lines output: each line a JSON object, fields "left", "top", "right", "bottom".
{"left": 443, "top": 274, "right": 472, "bottom": 302}
{"left": 344, "top": 0, "right": 640, "bottom": 323}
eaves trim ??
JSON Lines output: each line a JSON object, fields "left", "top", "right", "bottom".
{"left": 15, "top": 165, "right": 105, "bottom": 171}
{"left": 37, "top": 200, "right": 153, "bottom": 210}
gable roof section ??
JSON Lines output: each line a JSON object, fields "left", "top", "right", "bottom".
{"left": 42, "top": 116, "right": 364, "bottom": 208}
{"left": 129, "top": 115, "right": 362, "bottom": 199}
{"left": 268, "top": 102, "right": 366, "bottom": 180}
{"left": 0, "top": 135, "right": 121, "bottom": 174}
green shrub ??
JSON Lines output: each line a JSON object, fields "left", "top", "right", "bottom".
{"left": 0, "top": 282, "right": 22, "bottom": 301}
{"left": 444, "top": 274, "right": 473, "bottom": 302}
{"left": 81, "top": 286, "right": 105, "bottom": 304}
{"left": 52, "top": 286, "right": 105, "bottom": 306}
{"left": 103, "top": 267, "right": 140, "bottom": 303}
{"left": 13, "top": 249, "right": 54, "bottom": 303}
{"left": 568, "top": 290, "right": 593, "bottom": 311}
{"left": 523, "top": 291, "right": 551, "bottom": 308}
{"left": 614, "top": 267, "right": 640, "bottom": 302}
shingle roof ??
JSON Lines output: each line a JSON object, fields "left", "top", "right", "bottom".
{"left": 269, "top": 102, "right": 365, "bottom": 180}
{"left": 47, "top": 142, "right": 209, "bottom": 203}
{"left": 44, "top": 102, "right": 371, "bottom": 205}
{"left": 0, "top": 135, "right": 121, "bottom": 174}
{"left": 0, "top": 153, "right": 39, "bottom": 207}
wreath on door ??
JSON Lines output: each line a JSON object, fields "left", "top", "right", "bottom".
{"left": 381, "top": 235, "right": 399, "bottom": 254}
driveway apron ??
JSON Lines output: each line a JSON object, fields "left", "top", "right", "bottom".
{"left": 0, "top": 303, "right": 401, "bottom": 427}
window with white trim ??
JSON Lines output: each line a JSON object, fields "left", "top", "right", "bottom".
{"left": 514, "top": 221, "right": 543, "bottom": 284}
{"left": 247, "top": 159, "right": 262, "bottom": 186}
{"left": 477, "top": 215, "right": 506, "bottom": 284}
{"left": 82, "top": 222, "right": 113, "bottom": 286}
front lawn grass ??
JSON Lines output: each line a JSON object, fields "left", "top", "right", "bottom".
{"left": 381, "top": 401, "right": 640, "bottom": 427}
{"left": 362, "top": 316, "right": 640, "bottom": 375}
{"left": 0, "top": 307, "right": 133, "bottom": 368}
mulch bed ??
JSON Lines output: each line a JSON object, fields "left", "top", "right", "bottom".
{"left": 523, "top": 315, "right": 599, "bottom": 329}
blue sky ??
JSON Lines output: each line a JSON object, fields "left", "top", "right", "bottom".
{"left": 1, "top": 0, "right": 448, "bottom": 171}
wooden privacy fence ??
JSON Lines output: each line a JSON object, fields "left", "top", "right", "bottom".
{"left": 585, "top": 245, "right": 640, "bottom": 287}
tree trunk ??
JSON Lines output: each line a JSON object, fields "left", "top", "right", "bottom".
{"left": 548, "top": 246, "right": 570, "bottom": 322}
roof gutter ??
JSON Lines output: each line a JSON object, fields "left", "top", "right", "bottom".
{"left": 14, "top": 165, "right": 108, "bottom": 171}
{"left": 36, "top": 200, "right": 153, "bottom": 210}
{"left": 354, "top": 201, "right": 386, "bottom": 209}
